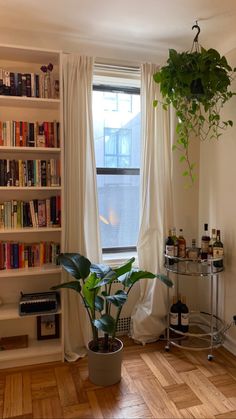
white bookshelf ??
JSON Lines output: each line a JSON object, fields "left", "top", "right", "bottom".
{"left": 0, "top": 339, "right": 62, "bottom": 369}
{"left": 0, "top": 227, "right": 62, "bottom": 233}
{"left": 0, "top": 146, "right": 61, "bottom": 153}
{"left": 0, "top": 44, "right": 64, "bottom": 368}
{"left": 0, "top": 95, "right": 60, "bottom": 109}
{"left": 0, "top": 266, "right": 61, "bottom": 278}
{"left": 0, "top": 303, "right": 62, "bottom": 320}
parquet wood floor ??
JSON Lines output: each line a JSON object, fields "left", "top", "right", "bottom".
{"left": 1, "top": 337, "right": 236, "bottom": 418}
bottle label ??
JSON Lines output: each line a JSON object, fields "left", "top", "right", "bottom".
{"left": 201, "top": 241, "right": 209, "bottom": 253}
{"left": 174, "top": 245, "right": 178, "bottom": 257}
{"left": 170, "top": 312, "right": 178, "bottom": 326}
{"left": 213, "top": 247, "right": 224, "bottom": 258}
{"left": 181, "top": 313, "right": 189, "bottom": 326}
{"left": 178, "top": 244, "right": 186, "bottom": 257}
{"left": 188, "top": 249, "right": 198, "bottom": 260}
{"left": 166, "top": 245, "right": 174, "bottom": 256}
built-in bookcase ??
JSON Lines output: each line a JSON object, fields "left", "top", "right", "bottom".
{"left": 0, "top": 44, "right": 64, "bottom": 368}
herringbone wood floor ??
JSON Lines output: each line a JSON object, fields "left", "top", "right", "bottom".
{"left": 1, "top": 337, "right": 236, "bottom": 418}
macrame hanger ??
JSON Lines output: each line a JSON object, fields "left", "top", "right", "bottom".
{"left": 191, "top": 21, "right": 201, "bottom": 52}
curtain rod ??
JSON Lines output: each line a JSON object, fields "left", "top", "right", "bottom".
{"left": 94, "top": 62, "right": 140, "bottom": 74}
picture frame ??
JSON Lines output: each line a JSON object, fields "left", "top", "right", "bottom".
{"left": 37, "top": 313, "right": 60, "bottom": 340}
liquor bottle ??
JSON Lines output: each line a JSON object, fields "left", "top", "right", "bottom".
{"left": 178, "top": 229, "right": 186, "bottom": 258}
{"left": 187, "top": 239, "right": 199, "bottom": 260}
{"left": 180, "top": 295, "right": 189, "bottom": 333}
{"left": 171, "top": 227, "right": 178, "bottom": 257}
{"left": 165, "top": 229, "right": 175, "bottom": 265}
{"left": 208, "top": 228, "right": 216, "bottom": 257}
{"left": 213, "top": 229, "right": 224, "bottom": 268}
{"left": 201, "top": 223, "right": 210, "bottom": 259}
{"left": 170, "top": 296, "right": 179, "bottom": 330}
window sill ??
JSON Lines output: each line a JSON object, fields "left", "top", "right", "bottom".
{"left": 102, "top": 251, "right": 138, "bottom": 267}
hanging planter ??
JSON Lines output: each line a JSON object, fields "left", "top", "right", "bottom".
{"left": 153, "top": 23, "right": 236, "bottom": 183}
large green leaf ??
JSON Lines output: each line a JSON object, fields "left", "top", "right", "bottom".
{"left": 156, "top": 274, "right": 174, "bottom": 288}
{"left": 95, "top": 295, "right": 104, "bottom": 312}
{"left": 59, "top": 253, "right": 91, "bottom": 280}
{"left": 122, "top": 270, "right": 156, "bottom": 288}
{"left": 52, "top": 280, "right": 81, "bottom": 293}
{"left": 93, "top": 314, "right": 116, "bottom": 334}
{"left": 113, "top": 257, "right": 135, "bottom": 278}
{"left": 106, "top": 290, "right": 127, "bottom": 307}
{"left": 82, "top": 273, "right": 100, "bottom": 310}
{"left": 90, "top": 263, "right": 112, "bottom": 278}
{"left": 92, "top": 270, "right": 117, "bottom": 288}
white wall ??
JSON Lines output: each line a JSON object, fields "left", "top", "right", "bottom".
{"left": 0, "top": 30, "right": 200, "bottom": 328}
{"left": 198, "top": 48, "right": 236, "bottom": 353}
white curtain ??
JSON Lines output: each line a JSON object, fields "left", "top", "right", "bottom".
{"left": 62, "top": 54, "right": 102, "bottom": 359}
{"left": 131, "top": 63, "right": 174, "bottom": 344}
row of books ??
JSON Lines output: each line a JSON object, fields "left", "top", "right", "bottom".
{"left": 0, "top": 159, "right": 61, "bottom": 187}
{"left": 0, "top": 241, "right": 60, "bottom": 270}
{"left": 0, "top": 120, "right": 60, "bottom": 148}
{"left": 0, "top": 197, "right": 61, "bottom": 229}
{"left": 0, "top": 69, "right": 58, "bottom": 99}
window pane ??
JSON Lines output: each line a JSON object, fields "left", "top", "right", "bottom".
{"left": 93, "top": 85, "right": 141, "bottom": 250}
{"left": 93, "top": 90, "right": 140, "bottom": 168}
{"left": 97, "top": 174, "right": 140, "bottom": 249}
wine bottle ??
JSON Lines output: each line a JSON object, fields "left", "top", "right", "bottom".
{"left": 187, "top": 239, "right": 199, "bottom": 260}
{"left": 178, "top": 229, "right": 186, "bottom": 258}
{"left": 180, "top": 295, "right": 189, "bottom": 333}
{"left": 170, "top": 296, "right": 179, "bottom": 330}
{"left": 208, "top": 228, "right": 216, "bottom": 257}
{"left": 166, "top": 229, "right": 175, "bottom": 265}
{"left": 201, "top": 223, "right": 210, "bottom": 259}
{"left": 171, "top": 227, "right": 178, "bottom": 257}
{"left": 213, "top": 230, "right": 224, "bottom": 268}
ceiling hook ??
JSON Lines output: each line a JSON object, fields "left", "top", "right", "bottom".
{"left": 192, "top": 21, "right": 200, "bottom": 43}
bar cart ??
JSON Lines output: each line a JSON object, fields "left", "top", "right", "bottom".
{"left": 164, "top": 254, "right": 227, "bottom": 360}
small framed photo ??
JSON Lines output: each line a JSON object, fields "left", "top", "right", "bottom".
{"left": 37, "top": 314, "right": 60, "bottom": 340}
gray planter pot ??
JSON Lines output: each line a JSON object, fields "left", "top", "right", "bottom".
{"left": 87, "top": 338, "right": 123, "bottom": 386}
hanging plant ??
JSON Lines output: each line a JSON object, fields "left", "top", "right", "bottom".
{"left": 153, "top": 23, "right": 236, "bottom": 183}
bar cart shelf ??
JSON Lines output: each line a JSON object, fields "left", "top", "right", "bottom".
{"left": 165, "top": 255, "right": 226, "bottom": 360}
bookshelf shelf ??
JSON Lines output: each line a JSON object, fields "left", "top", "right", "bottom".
{"left": 0, "top": 95, "right": 60, "bottom": 109}
{"left": 0, "top": 265, "right": 61, "bottom": 278}
{"left": 0, "top": 186, "right": 61, "bottom": 191}
{"left": 0, "top": 146, "right": 61, "bottom": 153}
{"left": 0, "top": 339, "right": 62, "bottom": 368}
{"left": 0, "top": 227, "right": 61, "bottom": 234}
{"left": 0, "top": 44, "right": 64, "bottom": 369}
{"left": 0, "top": 303, "right": 62, "bottom": 320}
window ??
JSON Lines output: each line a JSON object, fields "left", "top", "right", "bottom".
{"left": 104, "top": 127, "right": 131, "bottom": 168}
{"left": 93, "top": 71, "right": 141, "bottom": 253}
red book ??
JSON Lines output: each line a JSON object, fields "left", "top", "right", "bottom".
{"left": 15, "top": 121, "right": 20, "bottom": 146}
{"left": 0, "top": 242, "right": 5, "bottom": 270}
{"left": 0, "top": 121, "right": 3, "bottom": 146}
{"left": 44, "top": 122, "right": 49, "bottom": 147}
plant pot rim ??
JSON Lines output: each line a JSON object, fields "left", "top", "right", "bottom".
{"left": 87, "top": 337, "right": 123, "bottom": 355}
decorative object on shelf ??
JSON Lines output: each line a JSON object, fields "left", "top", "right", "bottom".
{"left": 19, "top": 291, "right": 59, "bottom": 316}
{"left": 40, "top": 63, "right": 53, "bottom": 99}
{"left": 153, "top": 22, "right": 236, "bottom": 183}
{"left": 53, "top": 79, "right": 60, "bottom": 100}
{"left": 0, "top": 334, "right": 28, "bottom": 350}
{"left": 37, "top": 313, "right": 60, "bottom": 340}
{"left": 52, "top": 253, "right": 173, "bottom": 386}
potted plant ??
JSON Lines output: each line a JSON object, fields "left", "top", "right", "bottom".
{"left": 153, "top": 46, "right": 236, "bottom": 183}
{"left": 52, "top": 253, "right": 172, "bottom": 386}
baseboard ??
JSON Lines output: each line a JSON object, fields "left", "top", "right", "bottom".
{"left": 223, "top": 334, "right": 236, "bottom": 356}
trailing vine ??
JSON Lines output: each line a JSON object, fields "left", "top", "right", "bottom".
{"left": 153, "top": 46, "right": 236, "bottom": 183}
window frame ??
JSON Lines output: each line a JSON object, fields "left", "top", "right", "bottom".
{"left": 93, "top": 83, "right": 141, "bottom": 254}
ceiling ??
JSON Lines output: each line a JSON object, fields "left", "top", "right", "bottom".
{"left": 1, "top": 0, "right": 236, "bottom": 62}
